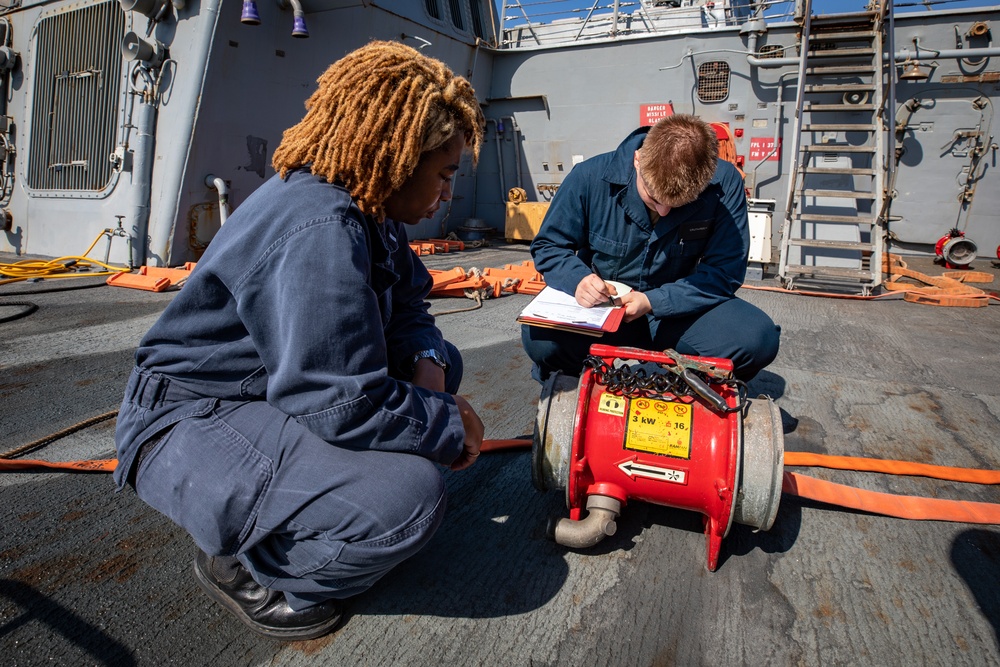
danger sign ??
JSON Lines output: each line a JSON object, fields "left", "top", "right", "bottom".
{"left": 640, "top": 103, "right": 674, "bottom": 126}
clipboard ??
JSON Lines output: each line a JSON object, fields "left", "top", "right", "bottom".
{"left": 516, "top": 286, "right": 626, "bottom": 337}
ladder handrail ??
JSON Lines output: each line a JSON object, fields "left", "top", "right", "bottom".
{"left": 880, "top": 0, "right": 896, "bottom": 265}
{"left": 777, "top": 0, "right": 813, "bottom": 281}
{"left": 777, "top": 1, "right": 890, "bottom": 293}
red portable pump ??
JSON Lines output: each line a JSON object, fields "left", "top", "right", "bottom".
{"left": 934, "top": 229, "right": 978, "bottom": 269}
{"left": 532, "top": 344, "right": 784, "bottom": 571}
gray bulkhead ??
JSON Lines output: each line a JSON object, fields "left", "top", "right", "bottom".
{"left": 1, "top": 0, "right": 997, "bottom": 269}
{"left": 482, "top": 5, "right": 1000, "bottom": 264}
{"left": 0, "top": 0, "right": 495, "bottom": 266}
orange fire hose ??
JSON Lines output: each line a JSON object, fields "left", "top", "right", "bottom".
{"left": 5, "top": 439, "right": 1000, "bottom": 524}
{"left": 479, "top": 440, "right": 1000, "bottom": 524}
{"left": 782, "top": 472, "right": 1000, "bottom": 524}
{"left": 783, "top": 451, "right": 1000, "bottom": 484}
{"left": 0, "top": 458, "right": 117, "bottom": 472}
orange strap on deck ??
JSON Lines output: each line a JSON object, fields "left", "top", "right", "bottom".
{"left": 783, "top": 451, "right": 1000, "bottom": 485}
{"left": 5, "top": 440, "right": 1000, "bottom": 525}
{"left": 0, "top": 458, "right": 117, "bottom": 472}
{"left": 478, "top": 441, "right": 1000, "bottom": 524}
{"left": 783, "top": 471, "right": 1000, "bottom": 524}
{"left": 784, "top": 451, "right": 1000, "bottom": 523}
{"left": 883, "top": 254, "right": 995, "bottom": 307}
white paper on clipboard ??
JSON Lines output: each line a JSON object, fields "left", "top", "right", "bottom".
{"left": 518, "top": 286, "right": 613, "bottom": 329}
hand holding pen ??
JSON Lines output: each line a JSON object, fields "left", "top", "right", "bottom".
{"left": 574, "top": 262, "right": 621, "bottom": 308}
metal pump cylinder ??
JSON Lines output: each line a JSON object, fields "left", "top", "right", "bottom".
{"left": 532, "top": 345, "right": 784, "bottom": 571}
{"left": 936, "top": 231, "right": 978, "bottom": 268}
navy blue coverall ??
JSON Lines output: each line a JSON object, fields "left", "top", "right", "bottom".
{"left": 522, "top": 127, "right": 780, "bottom": 381}
{"left": 114, "top": 169, "right": 466, "bottom": 610}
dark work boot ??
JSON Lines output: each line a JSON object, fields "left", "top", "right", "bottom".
{"left": 193, "top": 550, "right": 343, "bottom": 641}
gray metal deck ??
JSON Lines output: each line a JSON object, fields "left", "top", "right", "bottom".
{"left": 2, "top": 244, "right": 999, "bottom": 666}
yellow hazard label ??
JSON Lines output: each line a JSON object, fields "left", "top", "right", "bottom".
{"left": 597, "top": 392, "right": 626, "bottom": 417}
{"left": 624, "top": 397, "right": 692, "bottom": 459}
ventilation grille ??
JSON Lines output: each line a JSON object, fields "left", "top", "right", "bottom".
{"left": 27, "top": 2, "right": 126, "bottom": 192}
{"left": 757, "top": 44, "right": 785, "bottom": 59}
{"left": 469, "top": 0, "right": 486, "bottom": 39}
{"left": 449, "top": 0, "right": 464, "bottom": 30}
{"left": 697, "top": 61, "right": 730, "bottom": 103}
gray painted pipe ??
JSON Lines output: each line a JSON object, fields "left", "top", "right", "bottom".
{"left": 503, "top": 115, "right": 523, "bottom": 190}
{"left": 288, "top": 0, "right": 308, "bottom": 37}
{"left": 205, "top": 174, "right": 230, "bottom": 225}
{"left": 130, "top": 99, "right": 157, "bottom": 269}
{"left": 486, "top": 118, "right": 507, "bottom": 200}
{"left": 550, "top": 495, "right": 621, "bottom": 549}
{"left": 748, "top": 45, "right": 1000, "bottom": 68}
{"left": 147, "top": 0, "right": 221, "bottom": 266}
{"left": 895, "top": 46, "right": 1000, "bottom": 62}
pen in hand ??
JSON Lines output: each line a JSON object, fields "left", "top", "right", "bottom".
{"left": 590, "top": 263, "right": 621, "bottom": 307}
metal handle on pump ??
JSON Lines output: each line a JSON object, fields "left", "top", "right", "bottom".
{"left": 677, "top": 367, "right": 730, "bottom": 413}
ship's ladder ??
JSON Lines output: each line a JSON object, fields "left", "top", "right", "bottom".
{"left": 777, "top": 0, "right": 894, "bottom": 295}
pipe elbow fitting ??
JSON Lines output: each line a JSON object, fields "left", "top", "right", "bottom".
{"left": 550, "top": 495, "right": 622, "bottom": 549}
{"left": 288, "top": 0, "right": 308, "bottom": 37}
{"left": 241, "top": 0, "right": 261, "bottom": 24}
{"left": 205, "top": 174, "right": 229, "bottom": 196}
{"left": 205, "top": 174, "right": 231, "bottom": 225}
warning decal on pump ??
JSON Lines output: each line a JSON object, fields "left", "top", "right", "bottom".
{"left": 597, "top": 392, "right": 626, "bottom": 417}
{"left": 623, "top": 397, "right": 692, "bottom": 459}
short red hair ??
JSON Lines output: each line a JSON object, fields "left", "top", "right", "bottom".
{"left": 639, "top": 114, "right": 718, "bottom": 205}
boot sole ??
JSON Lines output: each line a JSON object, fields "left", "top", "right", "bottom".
{"left": 193, "top": 558, "right": 342, "bottom": 641}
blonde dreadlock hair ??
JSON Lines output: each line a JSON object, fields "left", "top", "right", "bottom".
{"left": 272, "top": 40, "right": 485, "bottom": 221}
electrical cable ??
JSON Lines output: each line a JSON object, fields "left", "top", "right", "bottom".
{"left": 1, "top": 228, "right": 130, "bottom": 287}
{"left": 0, "top": 410, "right": 119, "bottom": 461}
{"left": 0, "top": 280, "right": 108, "bottom": 297}
{"left": 0, "top": 300, "right": 37, "bottom": 323}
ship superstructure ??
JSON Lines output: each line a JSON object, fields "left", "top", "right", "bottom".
{"left": 0, "top": 0, "right": 996, "bottom": 291}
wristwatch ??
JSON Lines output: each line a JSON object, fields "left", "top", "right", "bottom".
{"left": 411, "top": 349, "right": 448, "bottom": 373}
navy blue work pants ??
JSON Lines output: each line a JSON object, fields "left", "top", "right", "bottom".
{"left": 124, "top": 343, "right": 463, "bottom": 611}
{"left": 521, "top": 297, "right": 780, "bottom": 382}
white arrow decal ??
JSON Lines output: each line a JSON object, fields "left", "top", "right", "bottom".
{"left": 618, "top": 461, "right": 687, "bottom": 484}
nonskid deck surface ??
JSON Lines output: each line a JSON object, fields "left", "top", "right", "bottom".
{"left": 2, "top": 245, "right": 999, "bottom": 666}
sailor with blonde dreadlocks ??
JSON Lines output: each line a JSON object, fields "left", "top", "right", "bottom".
{"left": 113, "top": 41, "right": 486, "bottom": 641}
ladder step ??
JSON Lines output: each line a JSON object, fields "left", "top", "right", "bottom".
{"left": 809, "top": 11, "right": 877, "bottom": 24}
{"left": 807, "top": 48, "right": 876, "bottom": 59}
{"left": 801, "top": 188, "right": 876, "bottom": 199}
{"left": 808, "top": 30, "right": 876, "bottom": 41}
{"left": 805, "top": 65, "right": 876, "bottom": 75}
{"left": 804, "top": 83, "right": 876, "bottom": 93}
{"left": 804, "top": 103, "right": 876, "bottom": 112}
{"left": 800, "top": 166, "right": 875, "bottom": 176}
{"left": 802, "top": 145, "right": 876, "bottom": 153}
{"left": 788, "top": 239, "right": 874, "bottom": 251}
{"left": 801, "top": 124, "right": 876, "bottom": 131}
{"left": 797, "top": 213, "right": 876, "bottom": 224}
{"left": 783, "top": 264, "right": 875, "bottom": 280}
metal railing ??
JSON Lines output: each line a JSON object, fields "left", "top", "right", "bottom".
{"left": 498, "top": 0, "right": 800, "bottom": 47}
{"left": 497, "top": 0, "right": 973, "bottom": 48}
